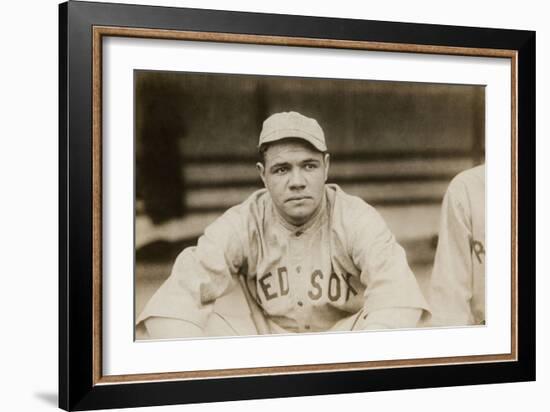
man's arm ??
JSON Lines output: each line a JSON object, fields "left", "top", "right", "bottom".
{"left": 349, "top": 203, "right": 430, "bottom": 329}
{"left": 428, "top": 181, "right": 474, "bottom": 326}
{"left": 136, "top": 209, "right": 246, "bottom": 338}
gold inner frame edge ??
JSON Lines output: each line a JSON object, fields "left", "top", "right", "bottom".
{"left": 91, "top": 25, "right": 518, "bottom": 386}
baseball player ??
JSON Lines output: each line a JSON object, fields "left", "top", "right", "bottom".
{"left": 427, "top": 164, "right": 486, "bottom": 326}
{"left": 137, "top": 111, "right": 430, "bottom": 338}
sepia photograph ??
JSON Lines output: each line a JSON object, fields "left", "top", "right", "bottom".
{"left": 133, "top": 70, "right": 486, "bottom": 340}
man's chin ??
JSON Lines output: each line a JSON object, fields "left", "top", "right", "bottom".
{"left": 284, "top": 210, "right": 313, "bottom": 226}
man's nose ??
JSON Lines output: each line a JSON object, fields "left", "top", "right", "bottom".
{"left": 288, "top": 169, "right": 306, "bottom": 189}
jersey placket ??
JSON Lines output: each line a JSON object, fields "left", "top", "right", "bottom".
{"left": 288, "top": 229, "right": 313, "bottom": 332}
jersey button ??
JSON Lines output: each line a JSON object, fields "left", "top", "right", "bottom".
{"left": 296, "top": 266, "right": 301, "bottom": 273}
{"left": 297, "top": 301, "right": 303, "bottom": 307}
{"left": 295, "top": 230, "right": 303, "bottom": 237}
{"left": 304, "top": 325, "right": 311, "bottom": 330}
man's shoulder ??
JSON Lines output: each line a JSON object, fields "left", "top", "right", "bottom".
{"left": 326, "top": 184, "right": 379, "bottom": 223}
{"left": 452, "top": 164, "right": 484, "bottom": 184}
{"left": 202, "top": 189, "right": 269, "bottom": 238}
{"left": 221, "top": 188, "right": 270, "bottom": 222}
{"left": 446, "top": 165, "right": 485, "bottom": 199}
{"left": 325, "top": 184, "right": 391, "bottom": 247}
{"left": 326, "top": 184, "right": 376, "bottom": 212}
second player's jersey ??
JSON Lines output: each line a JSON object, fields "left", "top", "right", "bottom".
{"left": 429, "top": 165, "right": 486, "bottom": 326}
{"left": 137, "top": 184, "right": 429, "bottom": 333}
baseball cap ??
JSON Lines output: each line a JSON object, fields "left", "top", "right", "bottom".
{"left": 258, "top": 111, "right": 327, "bottom": 152}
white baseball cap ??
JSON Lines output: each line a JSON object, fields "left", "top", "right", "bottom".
{"left": 258, "top": 111, "right": 327, "bottom": 152}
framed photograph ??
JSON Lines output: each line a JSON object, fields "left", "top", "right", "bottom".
{"left": 59, "top": 1, "right": 535, "bottom": 410}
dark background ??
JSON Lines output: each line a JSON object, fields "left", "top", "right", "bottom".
{"left": 134, "top": 70, "right": 484, "bottom": 315}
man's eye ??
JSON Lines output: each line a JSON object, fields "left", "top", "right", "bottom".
{"left": 274, "top": 167, "right": 288, "bottom": 174}
{"left": 304, "top": 164, "right": 317, "bottom": 170}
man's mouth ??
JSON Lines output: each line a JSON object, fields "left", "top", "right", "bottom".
{"left": 286, "top": 196, "right": 311, "bottom": 202}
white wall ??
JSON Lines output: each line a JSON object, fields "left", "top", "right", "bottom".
{"left": 0, "top": 0, "right": 546, "bottom": 411}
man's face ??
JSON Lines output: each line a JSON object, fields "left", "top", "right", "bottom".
{"left": 257, "top": 139, "right": 330, "bottom": 226}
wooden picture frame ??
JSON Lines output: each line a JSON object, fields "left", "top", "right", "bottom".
{"left": 59, "top": 1, "right": 535, "bottom": 410}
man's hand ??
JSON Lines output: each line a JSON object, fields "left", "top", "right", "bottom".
{"left": 144, "top": 317, "right": 204, "bottom": 339}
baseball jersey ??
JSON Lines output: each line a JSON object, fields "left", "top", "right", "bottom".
{"left": 137, "top": 184, "right": 429, "bottom": 333}
{"left": 428, "top": 165, "right": 486, "bottom": 326}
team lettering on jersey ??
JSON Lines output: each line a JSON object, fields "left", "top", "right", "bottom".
{"left": 469, "top": 235, "right": 485, "bottom": 264}
{"left": 257, "top": 266, "right": 359, "bottom": 302}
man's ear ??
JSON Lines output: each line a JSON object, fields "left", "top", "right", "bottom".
{"left": 323, "top": 153, "right": 330, "bottom": 182}
{"left": 256, "top": 162, "right": 266, "bottom": 186}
